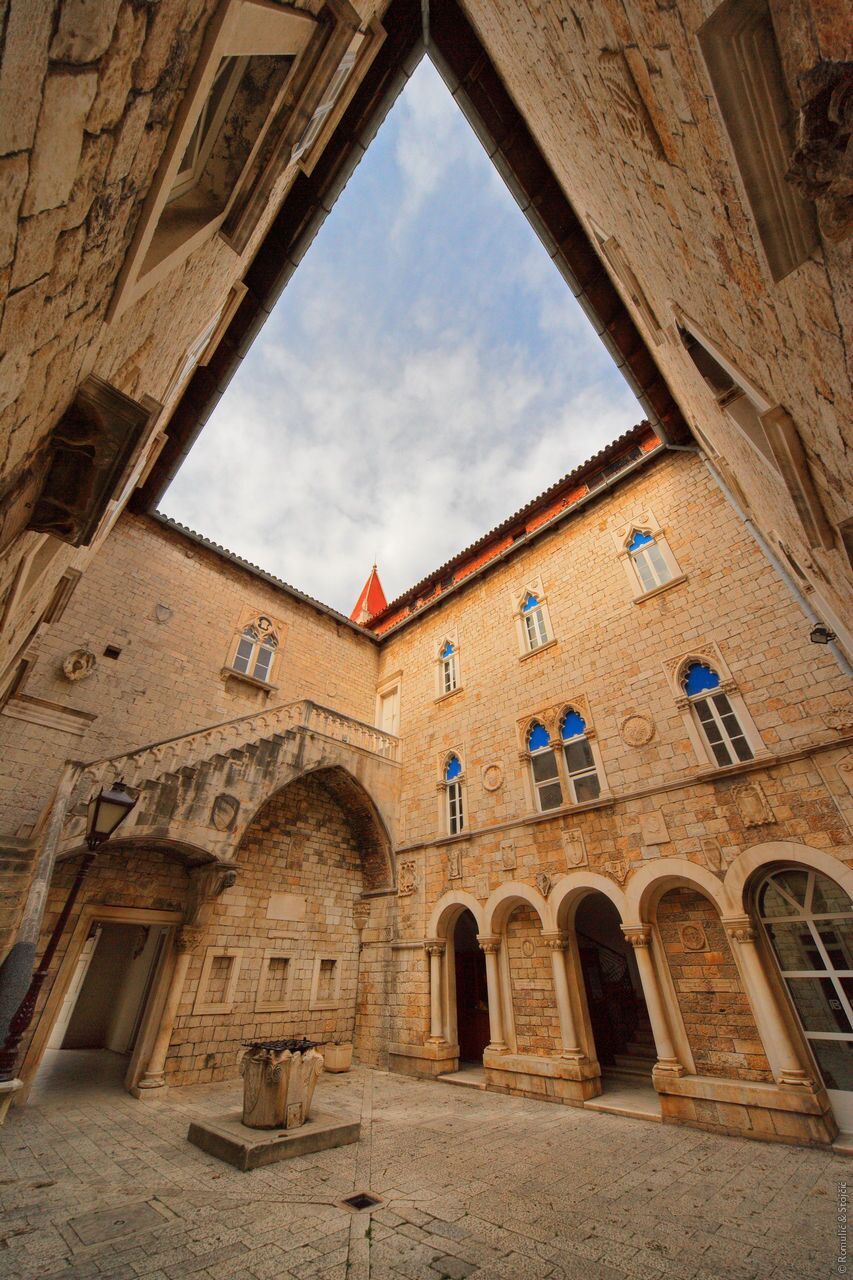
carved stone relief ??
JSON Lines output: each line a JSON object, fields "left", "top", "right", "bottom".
{"left": 620, "top": 713, "right": 655, "bottom": 747}
{"left": 640, "top": 811, "right": 669, "bottom": 845}
{"left": 62, "top": 649, "right": 96, "bottom": 681}
{"left": 398, "top": 861, "right": 417, "bottom": 896}
{"left": 210, "top": 793, "right": 240, "bottom": 832}
{"left": 482, "top": 763, "right": 504, "bottom": 792}
{"left": 701, "top": 837, "right": 724, "bottom": 873}
{"left": 447, "top": 847, "right": 462, "bottom": 880}
{"left": 155, "top": 603, "right": 173, "bottom": 624}
{"left": 601, "top": 858, "right": 629, "bottom": 884}
{"left": 521, "top": 940, "right": 535, "bottom": 958}
{"left": 500, "top": 839, "right": 517, "bottom": 871}
{"left": 561, "top": 829, "right": 588, "bottom": 869}
{"left": 734, "top": 782, "right": 774, "bottom": 828}
{"left": 679, "top": 923, "right": 708, "bottom": 952}
{"left": 535, "top": 871, "right": 552, "bottom": 898}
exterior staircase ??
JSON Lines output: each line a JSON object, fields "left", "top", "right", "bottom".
{"left": 606, "top": 1010, "right": 657, "bottom": 1083}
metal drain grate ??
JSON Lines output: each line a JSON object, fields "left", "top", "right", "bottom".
{"left": 342, "top": 1192, "right": 381, "bottom": 1211}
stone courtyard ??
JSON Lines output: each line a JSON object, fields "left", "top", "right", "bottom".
{"left": 0, "top": 1058, "right": 845, "bottom": 1280}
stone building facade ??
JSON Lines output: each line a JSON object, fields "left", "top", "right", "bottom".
{"left": 1, "top": 426, "right": 851, "bottom": 1153}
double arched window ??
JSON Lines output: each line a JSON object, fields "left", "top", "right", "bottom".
{"left": 526, "top": 708, "right": 605, "bottom": 812}
{"left": 682, "top": 661, "right": 752, "bottom": 767}
{"left": 232, "top": 616, "right": 279, "bottom": 684}
{"left": 443, "top": 753, "right": 465, "bottom": 835}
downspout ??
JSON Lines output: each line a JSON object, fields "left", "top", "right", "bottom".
{"left": 667, "top": 442, "right": 853, "bottom": 679}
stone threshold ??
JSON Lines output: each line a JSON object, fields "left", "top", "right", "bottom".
{"left": 585, "top": 1084, "right": 662, "bottom": 1123}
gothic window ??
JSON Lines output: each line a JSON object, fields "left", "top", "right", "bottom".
{"left": 444, "top": 753, "right": 465, "bottom": 835}
{"left": 169, "top": 56, "right": 249, "bottom": 203}
{"left": 528, "top": 722, "right": 563, "bottom": 812}
{"left": 758, "top": 868, "right": 853, "bottom": 1101}
{"left": 626, "top": 528, "right": 673, "bottom": 593}
{"left": 560, "top": 709, "right": 601, "bottom": 803}
{"left": 439, "top": 640, "right": 459, "bottom": 696}
{"left": 521, "top": 592, "right": 549, "bottom": 651}
{"left": 231, "top": 616, "right": 279, "bottom": 684}
{"left": 683, "top": 661, "right": 753, "bottom": 767}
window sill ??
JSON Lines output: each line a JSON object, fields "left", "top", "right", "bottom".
{"left": 694, "top": 750, "right": 774, "bottom": 782}
{"left": 435, "top": 685, "right": 464, "bottom": 705}
{"left": 531, "top": 792, "right": 614, "bottom": 821}
{"left": 632, "top": 574, "right": 687, "bottom": 604}
{"left": 220, "top": 666, "right": 277, "bottom": 694}
{"left": 435, "top": 830, "right": 472, "bottom": 846}
{"left": 519, "top": 638, "right": 558, "bottom": 662}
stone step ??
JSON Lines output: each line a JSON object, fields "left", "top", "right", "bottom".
{"left": 437, "top": 1068, "right": 486, "bottom": 1090}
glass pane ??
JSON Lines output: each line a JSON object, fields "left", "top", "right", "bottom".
{"left": 648, "top": 542, "right": 670, "bottom": 583}
{"left": 574, "top": 773, "right": 601, "bottom": 803}
{"left": 564, "top": 739, "right": 593, "bottom": 774}
{"left": 731, "top": 734, "right": 754, "bottom": 763}
{"left": 532, "top": 751, "right": 559, "bottom": 782}
{"left": 253, "top": 645, "right": 273, "bottom": 681}
{"left": 233, "top": 637, "right": 253, "bottom": 673}
{"left": 759, "top": 879, "right": 800, "bottom": 918}
{"left": 538, "top": 781, "right": 563, "bottom": 810}
{"left": 634, "top": 552, "right": 656, "bottom": 593}
{"left": 786, "top": 977, "right": 852, "bottom": 1033}
{"left": 711, "top": 692, "right": 733, "bottom": 716}
{"left": 819, "top": 922, "right": 853, "bottom": 971}
{"left": 811, "top": 1039, "right": 853, "bottom": 1092}
{"left": 766, "top": 921, "right": 826, "bottom": 971}
{"left": 812, "top": 874, "right": 853, "bottom": 915}
{"left": 774, "top": 870, "right": 809, "bottom": 908}
{"left": 528, "top": 722, "right": 550, "bottom": 751}
{"left": 683, "top": 662, "right": 720, "bottom": 696}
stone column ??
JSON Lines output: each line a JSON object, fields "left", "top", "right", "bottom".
{"left": 477, "top": 935, "right": 507, "bottom": 1052}
{"left": 542, "top": 932, "right": 584, "bottom": 1060}
{"left": 724, "top": 917, "right": 813, "bottom": 1087}
{"left": 424, "top": 939, "right": 446, "bottom": 1042}
{"left": 133, "top": 926, "right": 203, "bottom": 1097}
{"left": 622, "top": 926, "right": 683, "bottom": 1077}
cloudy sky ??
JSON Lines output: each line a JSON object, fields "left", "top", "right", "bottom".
{"left": 163, "top": 57, "right": 641, "bottom": 616}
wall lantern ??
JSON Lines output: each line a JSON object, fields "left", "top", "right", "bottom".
{"left": 86, "top": 781, "right": 137, "bottom": 849}
{"left": 810, "top": 623, "right": 837, "bottom": 645}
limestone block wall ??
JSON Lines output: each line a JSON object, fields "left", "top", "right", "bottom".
{"left": 657, "top": 888, "right": 772, "bottom": 1082}
{"left": 0, "top": 511, "right": 380, "bottom": 837}
{"left": 463, "top": 0, "right": 852, "bottom": 631}
{"left": 506, "top": 905, "right": 560, "bottom": 1055}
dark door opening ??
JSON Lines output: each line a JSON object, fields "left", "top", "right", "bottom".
{"left": 453, "top": 909, "right": 490, "bottom": 1062}
{"left": 575, "top": 894, "right": 655, "bottom": 1080}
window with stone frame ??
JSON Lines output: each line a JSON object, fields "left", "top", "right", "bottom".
{"left": 193, "top": 947, "right": 242, "bottom": 1015}
{"left": 229, "top": 614, "right": 280, "bottom": 685}
{"left": 527, "top": 722, "right": 563, "bottom": 812}
{"left": 310, "top": 954, "right": 342, "bottom": 1009}
{"left": 698, "top": 0, "right": 818, "bottom": 283}
{"left": 682, "top": 661, "right": 754, "bottom": 768}
{"left": 626, "top": 528, "right": 673, "bottom": 593}
{"left": 612, "top": 513, "right": 684, "bottom": 601}
{"left": 521, "top": 593, "right": 548, "bottom": 651}
{"left": 443, "top": 753, "right": 465, "bottom": 835}
{"left": 255, "top": 951, "right": 292, "bottom": 1012}
{"left": 437, "top": 639, "right": 459, "bottom": 697}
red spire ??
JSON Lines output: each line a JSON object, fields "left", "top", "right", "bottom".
{"left": 350, "top": 564, "right": 388, "bottom": 624}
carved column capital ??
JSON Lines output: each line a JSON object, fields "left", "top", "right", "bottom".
{"left": 184, "top": 861, "right": 237, "bottom": 925}
{"left": 477, "top": 934, "right": 501, "bottom": 954}
{"left": 622, "top": 926, "right": 652, "bottom": 949}
{"left": 723, "top": 917, "right": 758, "bottom": 945}
{"left": 424, "top": 939, "right": 446, "bottom": 957}
{"left": 541, "top": 931, "right": 569, "bottom": 951}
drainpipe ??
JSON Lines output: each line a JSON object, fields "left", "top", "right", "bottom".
{"left": 667, "top": 442, "right": 852, "bottom": 679}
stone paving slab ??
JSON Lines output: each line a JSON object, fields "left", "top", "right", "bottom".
{"left": 0, "top": 1064, "right": 848, "bottom": 1279}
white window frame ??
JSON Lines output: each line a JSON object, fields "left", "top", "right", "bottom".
{"left": 434, "top": 632, "right": 461, "bottom": 701}
{"left": 375, "top": 673, "right": 402, "bottom": 738}
{"left": 611, "top": 513, "right": 684, "bottom": 602}
{"left": 228, "top": 614, "right": 281, "bottom": 686}
{"left": 560, "top": 721, "right": 602, "bottom": 805}
{"left": 511, "top": 578, "right": 556, "bottom": 658}
{"left": 525, "top": 723, "right": 564, "bottom": 813}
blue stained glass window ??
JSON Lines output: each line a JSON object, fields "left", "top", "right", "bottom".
{"left": 528, "top": 722, "right": 550, "bottom": 751}
{"left": 683, "top": 662, "right": 721, "bottom": 697}
{"left": 560, "top": 709, "right": 587, "bottom": 740}
{"left": 440, "top": 641, "right": 454, "bottom": 658}
{"left": 627, "top": 529, "right": 655, "bottom": 552}
{"left": 521, "top": 593, "right": 540, "bottom": 613}
{"left": 444, "top": 754, "right": 462, "bottom": 781}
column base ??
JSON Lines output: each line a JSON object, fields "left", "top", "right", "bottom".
{"left": 130, "top": 1075, "right": 168, "bottom": 1100}
{"left": 652, "top": 1059, "right": 686, "bottom": 1084}
{"left": 655, "top": 1073, "right": 838, "bottom": 1147}
{"left": 483, "top": 1051, "right": 602, "bottom": 1104}
{"left": 0, "top": 1078, "right": 23, "bottom": 1125}
{"left": 389, "top": 1041, "right": 459, "bottom": 1078}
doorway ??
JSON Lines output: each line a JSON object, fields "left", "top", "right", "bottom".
{"left": 575, "top": 893, "right": 655, "bottom": 1082}
{"left": 34, "top": 921, "right": 170, "bottom": 1101}
{"left": 453, "top": 909, "right": 490, "bottom": 1062}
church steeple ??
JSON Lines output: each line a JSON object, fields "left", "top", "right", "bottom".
{"left": 350, "top": 564, "right": 388, "bottom": 624}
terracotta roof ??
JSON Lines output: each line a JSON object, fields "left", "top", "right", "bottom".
{"left": 350, "top": 565, "right": 388, "bottom": 623}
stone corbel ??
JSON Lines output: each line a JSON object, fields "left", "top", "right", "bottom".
{"left": 184, "top": 862, "right": 238, "bottom": 926}
{"left": 787, "top": 62, "right": 853, "bottom": 243}
{"left": 28, "top": 376, "right": 160, "bottom": 547}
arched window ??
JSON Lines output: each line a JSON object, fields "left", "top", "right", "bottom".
{"left": 444, "top": 754, "right": 464, "bottom": 835}
{"left": 232, "top": 616, "right": 279, "bottom": 683}
{"left": 521, "top": 592, "right": 549, "bottom": 651}
{"left": 439, "top": 640, "right": 458, "bottom": 695}
{"left": 626, "top": 528, "right": 673, "bottom": 593}
{"left": 528, "top": 721, "right": 563, "bottom": 811}
{"left": 758, "top": 868, "right": 853, "bottom": 1110}
{"left": 560, "top": 709, "right": 601, "bottom": 803}
{"left": 682, "top": 661, "right": 752, "bottom": 767}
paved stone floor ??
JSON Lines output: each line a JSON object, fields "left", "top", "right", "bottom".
{"left": 0, "top": 1051, "right": 848, "bottom": 1280}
